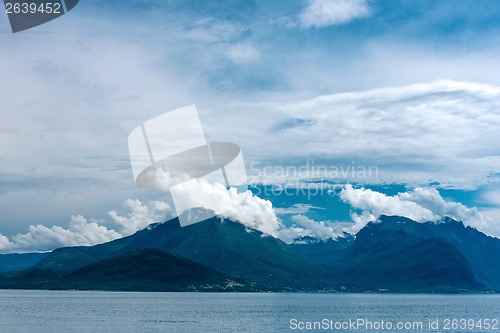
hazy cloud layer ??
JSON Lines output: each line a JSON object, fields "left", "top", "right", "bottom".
{"left": 238, "top": 80, "right": 500, "bottom": 189}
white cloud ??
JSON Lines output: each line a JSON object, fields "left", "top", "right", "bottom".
{"left": 109, "top": 199, "right": 174, "bottom": 236}
{"left": 276, "top": 226, "right": 310, "bottom": 244}
{"left": 169, "top": 180, "right": 281, "bottom": 237}
{"left": 340, "top": 185, "right": 500, "bottom": 238}
{"left": 0, "top": 199, "right": 175, "bottom": 253}
{"left": 0, "top": 215, "right": 121, "bottom": 253}
{"left": 0, "top": 235, "right": 12, "bottom": 250}
{"left": 300, "top": 0, "right": 371, "bottom": 28}
{"left": 399, "top": 187, "right": 481, "bottom": 223}
{"left": 290, "top": 214, "right": 344, "bottom": 240}
{"left": 341, "top": 185, "right": 438, "bottom": 222}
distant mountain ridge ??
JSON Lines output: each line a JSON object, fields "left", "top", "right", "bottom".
{"left": 0, "top": 213, "right": 498, "bottom": 293}
{"left": 0, "top": 253, "right": 48, "bottom": 272}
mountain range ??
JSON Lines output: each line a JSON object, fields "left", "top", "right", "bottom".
{"left": 0, "top": 214, "right": 498, "bottom": 293}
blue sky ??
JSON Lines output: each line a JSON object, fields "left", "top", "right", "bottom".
{"left": 1, "top": 0, "right": 500, "bottom": 251}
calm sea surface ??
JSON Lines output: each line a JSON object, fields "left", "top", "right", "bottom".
{"left": 0, "top": 290, "right": 498, "bottom": 333}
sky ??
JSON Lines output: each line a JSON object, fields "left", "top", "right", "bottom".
{"left": 1, "top": 0, "right": 500, "bottom": 252}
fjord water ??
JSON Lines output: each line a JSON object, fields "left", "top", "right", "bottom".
{"left": 0, "top": 291, "right": 498, "bottom": 333}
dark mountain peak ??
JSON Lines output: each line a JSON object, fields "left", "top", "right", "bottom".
{"left": 371, "top": 215, "right": 469, "bottom": 235}
{"left": 351, "top": 214, "right": 500, "bottom": 291}
{"left": 374, "top": 214, "right": 497, "bottom": 244}
{"left": 377, "top": 215, "right": 416, "bottom": 224}
{"left": 437, "top": 216, "right": 467, "bottom": 229}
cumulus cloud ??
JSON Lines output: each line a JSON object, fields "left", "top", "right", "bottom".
{"left": 290, "top": 214, "right": 345, "bottom": 240}
{"left": 0, "top": 187, "right": 324, "bottom": 252}
{"left": 341, "top": 185, "right": 438, "bottom": 222}
{"left": 2, "top": 183, "right": 498, "bottom": 253}
{"left": 0, "top": 215, "right": 121, "bottom": 253}
{"left": 169, "top": 180, "right": 281, "bottom": 237}
{"left": 0, "top": 199, "right": 175, "bottom": 253}
{"left": 109, "top": 199, "right": 174, "bottom": 236}
{"left": 0, "top": 234, "right": 12, "bottom": 250}
{"left": 300, "top": 0, "right": 371, "bottom": 28}
{"left": 276, "top": 226, "right": 310, "bottom": 244}
{"left": 340, "top": 185, "right": 500, "bottom": 238}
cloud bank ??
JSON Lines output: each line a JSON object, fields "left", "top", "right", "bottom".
{"left": 290, "top": 214, "right": 346, "bottom": 241}
{"left": 0, "top": 215, "right": 121, "bottom": 253}
{"left": 341, "top": 185, "right": 500, "bottom": 238}
{"left": 168, "top": 180, "right": 281, "bottom": 237}
{"left": 109, "top": 199, "right": 174, "bottom": 236}
{"left": 0, "top": 200, "right": 174, "bottom": 253}
{"left": 1, "top": 183, "right": 499, "bottom": 253}
{"left": 0, "top": 184, "right": 287, "bottom": 253}
{"left": 239, "top": 80, "right": 500, "bottom": 189}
